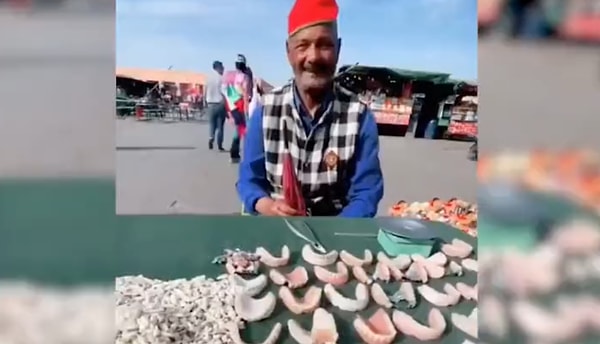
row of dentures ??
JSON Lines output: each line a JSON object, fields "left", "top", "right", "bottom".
{"left": 227, "top": 241, "right": 479, "bottom": 343}
{"left": 231, "top": 269, "right": 477, "bottom": 315}
{"left": 255, "top": 239, "right": 477, "bottom": 285}
{"left": 228, "top": 306, "right": 477, "bottom": 344}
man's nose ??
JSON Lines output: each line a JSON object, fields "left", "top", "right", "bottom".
{"left": 304, "top": 44, "right": 321, "bottom": 62}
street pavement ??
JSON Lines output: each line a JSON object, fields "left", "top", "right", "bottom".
{"left": 116, "top": 118, "right": 476, "bottom": 215}
{"left": 0, "top": 13, "right": 115, "bottom": 177}
{"left": 479, "top": 38, "right": 600, "bottom": 150}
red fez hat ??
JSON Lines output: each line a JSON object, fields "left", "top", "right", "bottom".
{"left": 288, "top": 0, "right": 339, "bottom": 36}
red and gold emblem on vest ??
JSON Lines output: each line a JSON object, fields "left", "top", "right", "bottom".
{"left": 324, "top": 150, "right": 338, "bottom": 170}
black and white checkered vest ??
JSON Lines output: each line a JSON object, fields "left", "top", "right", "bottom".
{"left": 262, "top": 82, "right": 366, "bottom": 210}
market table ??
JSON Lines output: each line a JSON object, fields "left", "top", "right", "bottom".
{"left": 2, "top": 178, "right": 591, "bottom": 285}
{"left": 116, "top": 218, "right": 476, "bottom": 343}
{"left": 4, "top": 179, "right": 599, "bottom": 343}
{"left": 478, "top": 188, "right": 600, "bottom": 252}
{"left": 0, "top": 178, "right": 477, "bottom": 343}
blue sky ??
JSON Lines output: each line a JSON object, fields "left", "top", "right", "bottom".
{"left": 116, "top": 0, "right": 478, "bottom": 85}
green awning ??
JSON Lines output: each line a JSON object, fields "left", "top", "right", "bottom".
{"left": 341, "top": 65, "right": 451, "bottom": 84}
{"left": 448, "top": 78, "right": 477, "bottom": 86}
{"left": 389, "top": 68, "right": 451, "bottom": 84}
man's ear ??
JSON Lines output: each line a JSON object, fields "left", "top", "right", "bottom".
{"left": 286, "top": 40, "right": 293, "bottom": 66}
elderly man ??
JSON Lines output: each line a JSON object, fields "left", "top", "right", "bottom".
{"left": 237, "top": 0, "right": 384, "bottom": 217}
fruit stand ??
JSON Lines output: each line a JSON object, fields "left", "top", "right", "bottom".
{"left": 337, "top": 65, "right": 452, "bottom": 136}
{"left": 367, "top": 97, "right": 413, "bottom": 126}
{"left": 446, "top": 95, "right": 478, "bottom": 140}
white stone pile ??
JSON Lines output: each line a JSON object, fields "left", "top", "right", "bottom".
{"left": 116, "top": 275, "right": 240, "bottom": 344}
{"left": 0, "top": 281, "right": 114, "bottom": 344}
{"left": 0, "top": 275, "right": 240, "bottom": 344}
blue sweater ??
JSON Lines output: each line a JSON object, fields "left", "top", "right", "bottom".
{"left": 236, "top": 90, "right": 384, "bottom": 217}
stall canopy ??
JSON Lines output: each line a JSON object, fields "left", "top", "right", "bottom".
{"left": 116, "top": 67, "right": 206, "bottom": 85}
{"left": 447, "top": 79, "right": 478, "bottom": 96}
{"left": 116, "top": 67, "right": 275, "bottom": 94}
{"left": 339, "top": 65, "right": 452, "bottom": 84}
{"left": 116, "top": 76, "right": 157, "bottom": 98}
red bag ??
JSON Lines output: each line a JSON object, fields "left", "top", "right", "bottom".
{"left": 282, "top": 152, "right": 306, "bottom": 215}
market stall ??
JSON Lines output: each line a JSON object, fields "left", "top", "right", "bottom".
{"left": 337, "top": 66, "right": 413, "bottom": 127}
{"left": 116, "top": 75, "right": 157, "bottom": 98}
{"left": 337, "top": 65, "right": 452, "bottom": 136}
{"left": 446, "top": 95, "right": 478, "bottom": 140}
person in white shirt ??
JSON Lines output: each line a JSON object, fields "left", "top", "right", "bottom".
{"left": 204, "top": 61, "right": 227, "bottom": 151}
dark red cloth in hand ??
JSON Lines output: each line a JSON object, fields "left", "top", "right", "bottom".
{"left": 282, "top": 152, "right": 306, "bottom": 215}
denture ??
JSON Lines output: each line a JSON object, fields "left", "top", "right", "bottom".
{"left": 353, "top": 308, "right": 397, "bottom": 344}
{"left": 268, "top": 266, "right": 309, "bottom": 289}
{"left": 301, "top": 245, "right": 338, "bottom": 266}
{"left": 279, "top": 285, "right": 322, "bottom": 315}
{"left": 255, "top": 245, "right": 290, "bottom": 267}
{"left": 314, "top": 261, "right": 349, "bottom": 286}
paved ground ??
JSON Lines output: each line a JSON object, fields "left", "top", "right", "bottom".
{"left": 116, "top": 119, "right": 476, "bottom": 215}
{"left": 479, "top": 38, "right": 600, "bottom": 150}
{"left": 0, "top": 13, "right": 115, "bottom": 177}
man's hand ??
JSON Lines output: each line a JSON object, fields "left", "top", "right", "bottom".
{"left": 255, "top": 197, "right": 299, "bottom": 216}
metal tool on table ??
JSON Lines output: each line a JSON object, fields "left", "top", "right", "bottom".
{"left": 283, "top": 219, "right": 327, "bottom": 253}
{"left": 334, "top": 232, "right": 377, "bottom": 237}
{"left": 333, "top": 218, "right": 442, "bottom": 239}
{"left": 334, "top": 217, "right": 448, "bottom": 256}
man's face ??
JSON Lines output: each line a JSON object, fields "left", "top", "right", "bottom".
{"left": 286, "top": 24, "right": 340, "bottom": 92}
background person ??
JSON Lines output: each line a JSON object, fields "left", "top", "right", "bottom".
{"left": 240, "top": 54, "right": 254, "bottom": 102}
{"left": 204, "top": 60, "right": 226, "bottom": 151}
{"left": 221, "top": 55, "right": 251, "bottom": 163}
